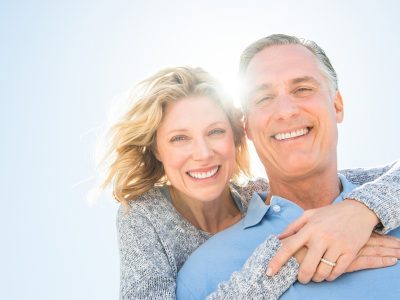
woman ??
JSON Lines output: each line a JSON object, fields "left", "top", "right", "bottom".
{"left": 100, "top": 67, "right": 400, "bottom": 299}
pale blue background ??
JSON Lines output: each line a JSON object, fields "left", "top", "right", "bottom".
{"left": 2, "top": 1, "right": 399, "bottom": 299}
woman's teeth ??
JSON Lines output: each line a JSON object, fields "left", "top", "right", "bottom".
{"left": 187, "top": 166, "right": 219, "bottom": 179}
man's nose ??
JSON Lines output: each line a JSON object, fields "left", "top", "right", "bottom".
{"left": 192, "top": 138, "right": 213, "bottom": 161}
{"left": 274, "top": 95, "right": 300, "bottom": 120}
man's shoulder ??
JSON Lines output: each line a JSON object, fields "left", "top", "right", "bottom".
{"left": 177, "top": 218, "right": 248, "bottom": 298}
{"left": 179, "top": 217, "right": 248, "bottom": 279}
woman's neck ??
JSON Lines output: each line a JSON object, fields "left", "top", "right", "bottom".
{"left": 169, "top": 186, "right": 242, "bottom": 234}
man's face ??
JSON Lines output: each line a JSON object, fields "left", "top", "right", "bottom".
{"left": 244, "top": 44, "right": 344, "bottom": 180}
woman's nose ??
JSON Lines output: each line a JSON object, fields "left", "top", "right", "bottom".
{"left": 192, "top": 138, "right": 213, "bottom": 161}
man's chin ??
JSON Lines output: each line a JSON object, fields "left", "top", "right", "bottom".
{"left": 270, "top": 161, "right": 319, "bottom": 181}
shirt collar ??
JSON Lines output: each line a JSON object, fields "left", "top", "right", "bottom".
{"left": 243, "top": 174, "right": 358, "bottom": 229}
{"left": 243, "top": 191, "right": 270, "bottom": 228}
{"left": 334, "top": 173, "right": 358, "bottom": 203}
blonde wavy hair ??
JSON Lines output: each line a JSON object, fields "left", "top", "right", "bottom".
{"left": 100, "top": 67, "right": 250, "bottom": 206}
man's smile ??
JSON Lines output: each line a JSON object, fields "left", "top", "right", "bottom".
{"left": 273, "top": 127, "right": 310, "bottom": 141}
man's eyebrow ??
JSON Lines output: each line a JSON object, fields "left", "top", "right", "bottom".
{"left": 290, "top": 76, "right": 320, "bottom": 86}
{"left": 246, "top": 76, "right": 321, "bottom": 98}
{"left": 248, "top": 83, "right": 272, "bottom": 98}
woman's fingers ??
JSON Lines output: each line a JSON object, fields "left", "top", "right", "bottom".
{"left": 268, "top": 202, "right": 400, "bottom": 281}
{"left": 270, "top": 234, "right": 400, "bottom": 282}
{"left": 278, "top": 215, "right": 307, "bottom": 239}
{"left": 269, "top": 212, "right": 317, "bottom": 275}
{"left": 267, "top": 234, "right": 306, "bottom": 276}
{"left": 326, "top": 237, "right": 400, "bottom": 281}
{"left": 325, "top": 253, "right": 354, "bottom": 281}
{"left": 297, "top": 240, "right": 327, "bottom": 284}
{"left": 267, "top": 215, "right": 309, "bottom": 276}
{"left": 311, "top": 248, "right": 341, "bottom": 282}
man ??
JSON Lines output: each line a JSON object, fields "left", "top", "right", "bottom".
{"left": 176, "top": 34, "right": 400, "bottom": 299}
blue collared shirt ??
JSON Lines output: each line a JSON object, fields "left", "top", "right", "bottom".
{"left": 177, "top": 175, "right": 400, "bottom": 299}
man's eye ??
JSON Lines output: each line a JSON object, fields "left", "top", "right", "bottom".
{"left": 209, "top": 128, "right": 226, "bottom": 135}
{"left": 295, "top": 87, "right": 313, "bottom": 96}
{"left": 255, "top": 96, "right": 272, "bottom": 104}
{"left": 170, "top": 135, "right": 188, "bottom": 142}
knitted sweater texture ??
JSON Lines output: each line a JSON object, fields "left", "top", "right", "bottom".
{"left": 118, "top": 161, "right": 400, "bottom": 299}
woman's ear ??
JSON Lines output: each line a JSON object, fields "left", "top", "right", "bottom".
{"left": 152, "top": 143, "right": 161, "bottom": 161}
{"left": 154, "top": 150, "right": 161, "bottom": 162}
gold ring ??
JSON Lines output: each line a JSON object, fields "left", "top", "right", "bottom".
{"left": 320, "top": 258, "right": 337, "bottom": 267}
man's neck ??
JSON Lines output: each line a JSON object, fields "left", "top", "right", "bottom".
{"left": 266, "top": 168, "right": 342, "bottom": 210}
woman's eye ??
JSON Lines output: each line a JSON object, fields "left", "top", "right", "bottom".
{"left": 170, "top": 135, "right": 187, "bottom": 142}
{"left": 209, "top": 128, "right": 226, "bottom": 135}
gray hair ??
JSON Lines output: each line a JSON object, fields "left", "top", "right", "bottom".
{"left": 239, "top": 34, "right": 338, "bottom": 104}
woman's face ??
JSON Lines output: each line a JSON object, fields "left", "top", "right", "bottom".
{"left": 156, "top": 96, "right": 237, "bottom": 204}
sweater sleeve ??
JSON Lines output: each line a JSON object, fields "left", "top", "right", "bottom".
{"left": 204, "top": 160, "right": 400, "bottom": 299}
{"left": 117, "top": 205, "right": 176, "bottom": 300}
{"left": 339, "top": 160, "right": 400, "bottom": 233}
{"left": 205, "top": 236, "right": 298, "bottom": 300}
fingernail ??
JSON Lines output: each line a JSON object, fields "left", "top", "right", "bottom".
{"left": 391, "top": 257, "right": 398, "bottom": 264}
{"left": 266, "top": 267, "right": 273, "bottom": 276}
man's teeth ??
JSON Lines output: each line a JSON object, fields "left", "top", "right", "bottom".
{"left": 188, "top": 167, "right": 219, "bottom": 179}
{"left": 274, "top": 128, "right": 309, "bottom": 141}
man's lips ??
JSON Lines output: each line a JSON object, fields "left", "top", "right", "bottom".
{"left": 273, "top": 127, "right": 311, "bottom": 141}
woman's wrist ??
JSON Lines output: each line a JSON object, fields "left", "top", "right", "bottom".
{"left": 341, "top": 198, "right": 380, "bottom": 231}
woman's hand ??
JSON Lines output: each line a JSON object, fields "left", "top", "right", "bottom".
{"left": 266, "top": 199, "right": 386, "bottom": 283}
{"left": 289, "top": 233, "right": 400, "bottom": 282}
{"left": 344, "top": 233, "right": 400, "bottom": 274}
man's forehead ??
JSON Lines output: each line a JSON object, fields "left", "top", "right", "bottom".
{"left": 248, "top": 76, "right": 320, "bottom": 95}
{"left": 244, "top": 44, "right": 325, "bottom": 87}
{"left": 247, "top": 44, "right": 316, "bottom": 67}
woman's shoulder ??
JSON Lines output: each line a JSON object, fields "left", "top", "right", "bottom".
{"left": 117, "top": 186, "right": 172, "bottom": 225}
{"left": 232, "top": 177, "right": 269, "bottom": 194}
{"left": 246, "top": 177, "right": 269, "bottom": 192}
{"left": 230, "top": 177, "right": 269, "bottom": 207}
{"left": 117, "top": 185, "right": 209, "bottom": 271}
{"left": 128, "top": 186, "right": 168, "bottom": 208}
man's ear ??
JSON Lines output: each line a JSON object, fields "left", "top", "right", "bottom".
{"left": 334, "top": 91, "right": 344, "bottom": 123}
{"left": 244, "top": 117, "right": 253, "bottom": 140}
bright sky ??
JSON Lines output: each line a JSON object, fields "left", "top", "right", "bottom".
{"left": 2, "top": 1, "right": 399, "bottom": 299}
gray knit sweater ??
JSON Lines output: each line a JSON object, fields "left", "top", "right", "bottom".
{"left": 117, "top": 161, "right": 400, "bottom": 299}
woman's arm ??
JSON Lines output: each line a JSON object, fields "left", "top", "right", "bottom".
{"left": 268, "top": 160, "right": 400, "bottom": 282}
{"left": 117, "top": 206, "right": 176, "bottom": 300}
{"left": 177, "top": 234, "right": 399, "bottom": 300}
{"left": 176, "top": 235, "right": 299, "bottom": 300}
{"left": 205, "top": 236, "right": 298, "bottom": 300}
{"left": 341, "top": 159, "right": 400, "bottom": 233}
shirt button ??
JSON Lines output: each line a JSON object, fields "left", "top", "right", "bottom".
{"left": 272, "top": 204, "right": 281, "bottom": 213}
